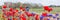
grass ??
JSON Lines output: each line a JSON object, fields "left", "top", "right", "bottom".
{"left": 0, "top": 10, "right": 2, "bottom": 20}
{"left": 30, "top": 7, "right": 60, "bottom": 14}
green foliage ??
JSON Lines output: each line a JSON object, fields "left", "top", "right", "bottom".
{"left": 0, "top": 6, "right": 2, "bottom": 9}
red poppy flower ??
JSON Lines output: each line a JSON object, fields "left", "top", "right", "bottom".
{"left": 28, "top": 13, "right": 32, "bottom": 17}
{"left": 9, "top": 8, "right": 13, "bottom": 11}
{"left": 22, "top": 8, "right": 26, "bottom": 11}
{"left": 22, "top": 17, "right": 26, "bottom": 20}
{"left": 19, "top": 14, "right": 26, "bottom": 20}
{"left": 48, "top": 8, "right": 53, "bottom": 12}
{"left": 3, "top": 5, "right": 7, "bottom": 8}
{"left": 42, "top": 12, "right": 47, "bottom": 17}
{"left": 15, "top": 9, "right": 18, "bottom": 12}
{"left": 44, "top": 6, "right": 49, "bottom": 11}
{"left": 20, "top": 6, "right": 23, "bottom": 10}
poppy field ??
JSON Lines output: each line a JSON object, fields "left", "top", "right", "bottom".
{"left": 0, "top": 7, "right": 60, "bottom": 20}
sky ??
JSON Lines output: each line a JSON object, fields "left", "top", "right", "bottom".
{"left": 0, "top": 0, "right": 60, "bottom": 6}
